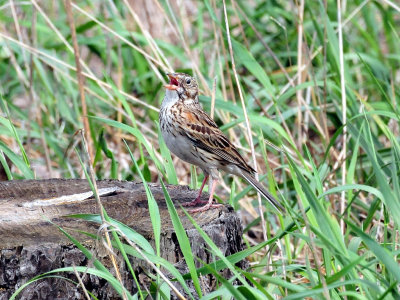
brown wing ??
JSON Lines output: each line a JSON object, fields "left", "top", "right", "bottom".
{"left": 178, "top": 105, "right": 256, "bottom": 174}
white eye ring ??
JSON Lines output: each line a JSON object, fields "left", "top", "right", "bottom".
{"left": 186, "top": 78, "right": 191, "bottom": 85}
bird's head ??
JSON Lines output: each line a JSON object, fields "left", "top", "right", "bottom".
{"left": 165, "top": 73, "right": 198, "bottom": 100}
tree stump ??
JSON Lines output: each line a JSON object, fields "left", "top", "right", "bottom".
{"left": 0, "top": 179, "right": 246, "bottom": 299}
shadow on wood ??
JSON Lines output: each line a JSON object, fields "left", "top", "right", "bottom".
{"left": 0, "top": 179, "right": 247, "bottom": 299}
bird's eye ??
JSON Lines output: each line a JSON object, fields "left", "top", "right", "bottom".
{"left": 186, "top": 78, "right": 191, "bottom": 85}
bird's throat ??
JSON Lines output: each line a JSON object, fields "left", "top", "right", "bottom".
{"left": 161, "top": 89, "right": 180, "bottom": 109}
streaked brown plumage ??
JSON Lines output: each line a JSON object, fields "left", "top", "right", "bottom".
{"left": 159, "top": 72, "right": 284, "bottom": 213}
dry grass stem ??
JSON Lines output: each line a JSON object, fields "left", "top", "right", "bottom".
{"left": 79, "top": 130, "right": 126, "bottom": 299}
{"left": 222, "top": 0, "right": 267, "bottom": 241}
{"left": 337, "top": 0, "right": 347, "bottom": 234}
{"left": 64, "top": 0, "right": 94, "bottom": 164}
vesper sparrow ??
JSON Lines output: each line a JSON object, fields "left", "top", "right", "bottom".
{"left": 159, "top": 72, "right": 284, "bottom": 213}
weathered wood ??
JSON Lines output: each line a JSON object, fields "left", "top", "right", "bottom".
{"left": 0, "top": 179, "right": 246, "bottom": 299}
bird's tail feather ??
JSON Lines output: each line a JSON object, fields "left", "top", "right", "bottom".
{"left": 241, "top": 171, "right": 285, "bottom": 213}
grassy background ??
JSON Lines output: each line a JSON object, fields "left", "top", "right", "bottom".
{"left": 1, "top": 0, "right": 400, "bottom": 299}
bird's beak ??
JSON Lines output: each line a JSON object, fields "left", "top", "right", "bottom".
{"left": 165, "top": 73, "right": 179, "bottom": 90}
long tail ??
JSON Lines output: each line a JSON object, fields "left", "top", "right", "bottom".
{"left": 241, "top": 171, "right": 285, "bottom": 213}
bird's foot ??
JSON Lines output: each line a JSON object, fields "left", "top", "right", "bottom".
{"left": 188, "top": 201, "right": 223, "bottom": 213}
{"left": 182, "top": 197, "right": 208, "bottom": 207}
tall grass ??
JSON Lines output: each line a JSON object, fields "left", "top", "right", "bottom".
{"left": 1, "top": 0, "right": 400, "bottom": 298}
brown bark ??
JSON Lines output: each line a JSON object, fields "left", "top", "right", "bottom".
{"left": 0, "top": 179, "right": 246, "bottom": 299}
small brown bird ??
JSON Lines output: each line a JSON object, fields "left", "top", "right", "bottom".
{"left": 159, "top": 72, "right": 284, "bottom": 213}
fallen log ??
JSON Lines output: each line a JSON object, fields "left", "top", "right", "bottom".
{"left": 0, "top": 179, "right": 246, "bottom": 299}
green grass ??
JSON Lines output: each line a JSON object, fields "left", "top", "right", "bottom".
{"left": 1, "top": 0, "right": 400, "bottom": 299}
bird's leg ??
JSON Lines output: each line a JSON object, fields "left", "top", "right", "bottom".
{"left": 182, "top": 175, "right": 209, "bottom": 207}
{"left": 189, "top": 178, "right": 223, "bottom": 213}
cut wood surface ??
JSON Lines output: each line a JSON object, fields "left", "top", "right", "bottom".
{"left": 0, "top": 179, "right": 246, "bottom": 299}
